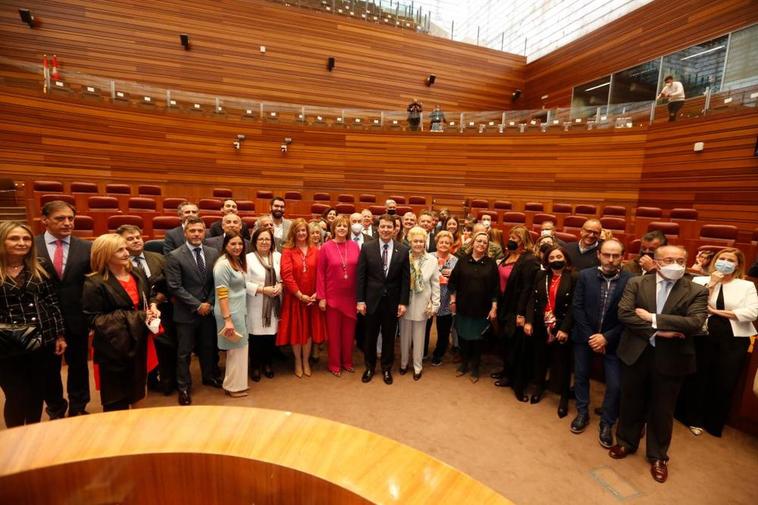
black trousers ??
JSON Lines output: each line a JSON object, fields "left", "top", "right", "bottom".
{"left": 507, "top": 328, "right": 533, "bottom": 394}
{"left": 431, "top": 314, "right": 454, "bottom": 360}
{"left": 684, "top": 333, "right": 749, "bottom": 436}
{"left": 459, "top": 338, "right": 482, "bottom": 372}
{"left": 175, "top": 316, "right": 219, "bottom": 390}
{"left": 532, "top": 330, "right": 572, "bottom": 400}
{"left": 617, "top": 345, "right": 684, "bottom": 461}
{"left": 44, "top": 325, "right": 90, "bottom": 415}
{"left": 250, "top": 334, "right": 276, "bottom": 371}
{"left": 667, "top": 100, "right": 684, "bottom": 121}
{"left": 423, "top": 317, "right": 433, "bottom": 357}
{"left": 0, "top": 348, "right": 48, "bottom": 427}
{"left": 364, "top": 297, "right": 399, "bottom": 371}
{"left": 355, "top": 314, "right": 366, "bottom": 353}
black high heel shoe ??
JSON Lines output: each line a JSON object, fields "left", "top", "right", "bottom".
{"left": 557, "top": 397, "right": 569, "bottom": 418}
{"left": 530, "top": 388, "right": 545, "bottom": 404}
{"left": 514, "top": 388, "right": 529, "bottom": 403}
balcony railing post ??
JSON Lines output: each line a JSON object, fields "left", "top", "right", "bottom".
{"left": 459, "top": 112, "right": 464, "bottom": 133}
{"left": 703, "top": 86, "right": 711, "bottom": 115}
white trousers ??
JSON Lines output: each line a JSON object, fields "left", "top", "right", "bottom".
{"left": 399, "top": 319, "right": 426, "bottom": 374}
{"left": 223, "top": 345, "right": 249, "bottom": 393}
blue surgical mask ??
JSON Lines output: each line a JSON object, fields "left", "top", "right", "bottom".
{"left": 714, "top": 259, "right": 736, "bottom": 275}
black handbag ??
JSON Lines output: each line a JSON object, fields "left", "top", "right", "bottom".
{"left": 0, "top": 323, "right": 42, "bottom": 358}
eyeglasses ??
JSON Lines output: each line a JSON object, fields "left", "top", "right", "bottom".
{"left": 582, "top": 229, "right": 601, "bottom": 235}
{"left": 657, "top": 257, "right": 686, "bottom": 266}
{"left": 599, "top": 253, "right": 622, "bottom": 259}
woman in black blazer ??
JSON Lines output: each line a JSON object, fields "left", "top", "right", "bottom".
{"left": 493, "top": 225, "right": 540, "bottom": 402}
{"left": 525, "top": 245, "right": 578, "bottom": 418}
{"left": 83, "top": 233, "right": 160, "bottom": 411}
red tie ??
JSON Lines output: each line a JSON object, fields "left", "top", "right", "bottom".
{"left": 53, "top": 239, "right": 64, "bottom": 278}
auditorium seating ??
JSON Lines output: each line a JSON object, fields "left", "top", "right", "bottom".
{"left": 470, "top": 199, "right": 489, "bottom": 209}
{"left": 152, "top": 216, "right": 180, "bottom": 238}
{"left": 213, "top": 188, "right": 233, "bottom": 198}
{"left": 107, "top": 214, "right": 145, "bottom": 234}
{"left": 574, "top": 204, "right": 597, "bottom": 216}
{"left": 602, "top": 205, "right": 627, "bottom": 218}
{"left": 531, "top": 213, "right": 557, "bottom": 232}
{"left": 600, "top": 217, "right": 629, "bottom": 245}
{"left": 70, "top": 215, "right": 95, "bottom": 239}
{"left": 337, "top": 194, "right": 355, "bottom": 203}
{"left": 40, "top": 194, "right": 75, "bottom": 207}
{"left": 389, "top": 195, "right": 406, "bottom": 204}
{"left": 106, "top": 183, "right": 131, "bottom": 195}
{"left": 33, "top": 180, "right": 64, "bottom": 193}
{"left": 313, "top": 192, "right": 331, "bottom": 202}
{"left": 633, "top": 206, "right": 663, "bottom": 237}
{"left": 502, "top": 212, "right": 526, "bottom": 233}
{"left": 71, "top": 182, "right": 99, "bottom": 212}
{"left": 336, "top": 203, "right": 356, "bottom": 214}
{"left": 670, "top": 208, "right": 699, "bottom": 239}
{"left": 163, "top": 197, "right": 186, "bottom": 213}
{"left": 138, "top": 184, "right": 162, "bottom": 196}
{"left": 311, "top": 203, "right": 330, "bottom": 216}
{"left": 647, "top": 221, "right": 680, "bottom": 241}
{"left": 562, "top": 215, "right": 588, "bottom": 237}
{"left": 359, "top": 194, "right": 376, "bottom": 203}
{"left": 237, "top": 200, "right": 255, "bottom": 215}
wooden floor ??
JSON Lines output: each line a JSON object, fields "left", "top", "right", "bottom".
{"left": 1, "top": 348, "right": 757, "bottom": 505}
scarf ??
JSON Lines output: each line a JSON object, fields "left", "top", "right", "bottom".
{"left": 410, "top": 252, "right": 428, "bottom": 294}
{"left": 255, "top": 252, "right": 280, "bottom": 327}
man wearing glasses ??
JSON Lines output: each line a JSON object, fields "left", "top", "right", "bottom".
{"left": 566, "top": 219, "right": 603, "bottom": 270}
{"left": 611, "top": 245, "right": 707, "bottom": 484}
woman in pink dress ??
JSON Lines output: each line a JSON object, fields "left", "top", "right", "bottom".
{"left": 317, "top": 215, "right": 360, "bottom": 376}
{"left": 278, "top": 219, "right": 327, "bottom": 378}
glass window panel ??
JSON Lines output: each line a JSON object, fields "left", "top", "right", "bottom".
{"left": 572, "top": 75, "right": 611, "bottom": 110}
{"left": 660, "top": 35, "right": 728, "bottom": 97}
{"left": 722, "top": 24, "right": 758, "bottom": 90}
{"left": 610, "top": 59, "right": 660, "bottom": 104}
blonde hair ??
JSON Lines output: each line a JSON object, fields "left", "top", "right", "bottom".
{"left": 307, "top": 221, "right": 323, "bottom": 245}
{"left": 435, "top": 230, "right": 453, "bottom": 244}
{"left": 90, "top": 233, "right": 130, "bottom": 280}
{"left": 406, "top": 226, "right": 427, "bottom": 242}
{"left": 283, "top": 218, "right": 309, "bottom": 249}
{"left": 708, "top": 247, "right": 746, "bottom": 278}
{"left": 0, "top": 221, "right": 48, "bottom": 285}
{"left": 330, "top": 215, "right": 350, "bottom": 236}
{"left": 508, "top": 225, "right": 534, "bottom": 252}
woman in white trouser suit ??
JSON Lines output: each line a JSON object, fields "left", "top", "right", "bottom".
{"left": 399, "top": 226, "right": 440, "bottom": 381}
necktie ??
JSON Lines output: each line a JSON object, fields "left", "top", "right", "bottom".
{"left": 652, "top": 280, "right": 673, "bottom": 347}
{"left": 382, "top": 243, "right": 389, "bottom": 276}
{"left": 353, "top": 235, "right": 361, "bottom": 243}
{"left": 194, "top": 247, "right": 206, "bottom": 276}
{"left": 53, "top": 239, "right": 64, "bottom": 278}
{"left": 133, "top": 256, "right": 146, "bottom": 276}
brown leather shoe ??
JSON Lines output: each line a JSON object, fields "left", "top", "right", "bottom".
{"left": 608, "top": 444, "right": 633, "bottom": 459}
{"left": 650, "top": 460, "right": 668, "bottom": 483}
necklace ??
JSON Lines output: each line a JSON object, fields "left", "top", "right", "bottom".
{"left": 298, "top": 245, "right": 309, "bottom": 273}
{"left": 335, "top": 241, "right": 349, "bottom": 280}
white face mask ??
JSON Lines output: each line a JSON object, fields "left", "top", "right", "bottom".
{"left": 350, "top": 223, "right": 363, "bottom": 235}
{"left": 541, "top": 229, "right": 553, "bottom": 237}
{"left": 659, "top": 263, "right": 685, "bottom": 280}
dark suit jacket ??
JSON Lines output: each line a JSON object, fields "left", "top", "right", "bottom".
{"left": 140, "top": 251, "right": 174, "bottom": 344}
{"left": 204, "top": 235, "right": 251, "bottom": 253}
{"left": 525, "top": 269, "right": 578, "bottom": 335}
{"left": 617, "top": 274, "right": 707, "bottom": 376}
{"left": 34, "top": 234, "right": 92, "bottom": 338}
{"left": 356, "top": 239, "right": 410, "bottom": 315}
{"left": 208, "top": 220, "right": 250, "bottom": 240}
{"left": 162, "top": 226, "right": 186, "bottom": 255}
{"left": 425, "top": 229, "right": 438, "bottom": 253}
{"left": 571, "top": 268, "right": 631, "bottom": 352}
{"left": 165, "top": 244, "right": 219, "bottom": 324}
{"left": 497, "top": 252, "right": 540, "bottom": 337}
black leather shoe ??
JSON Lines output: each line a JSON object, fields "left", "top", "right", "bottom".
{"left": 413, "top": 371, "right": 422, "bottom": 381}
{"left": 263, "top": 367, "right": 274, "bottom": 379}
{"left": 361, "top": 369, "right": 374, "bottom": 383}
{"left": 399, "top": 367, "right": 408, "bottom": 375}
{"left": 570, "top": 413, "right": 590, "bottom": 434}
{"left": 68, "top": 409, "right": 90, "bottom": 417}
{"left": 557, "top": 397, "right": 569, "bottom": 418}
{"left": 203, "top": 377, "right": 223, "bottom": 388}
{"left": 599, "top": 422, "right": 614, "bottom": 448}
{"left": 178, "top": 389, "right": 192, "bottom": 406}
{"left": 251, "top": 369, "right": 261, "bottom": 382}
{"left": 46, "top": 399, "right": 68, "bottom": 420}
{"left": 494, "top": 378, "right": 511, "bottom": 388}
{"left": 455, "top": 365, "right": 469, "bottom": 377}
{"left": 514, "top": 389, "right": 529, "bottom": 402}
{"left": 530, "top": 388, "right": 545, "bottom": 404}
{"left": 490, "top": 369, "right": 506, "bottom": 379}
{"left": 383, "top": 370, "right": 393, "bottom": 385}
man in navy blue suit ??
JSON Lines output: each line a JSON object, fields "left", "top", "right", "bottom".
{"left": 570, "top": 238, "right": 631, "bottom": 448}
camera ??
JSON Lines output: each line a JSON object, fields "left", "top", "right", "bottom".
{"left": 233, "top": 140, "right": 241, "bottom": 150}
{"left": 233, "top": 134, "right": 245, "bottom": 151}
{"left": 280, "top": 144, "right": 288, "bottom": 153}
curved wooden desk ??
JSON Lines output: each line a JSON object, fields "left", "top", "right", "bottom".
{"left": 0, "top": 406, "right": 513, "bottom": 505}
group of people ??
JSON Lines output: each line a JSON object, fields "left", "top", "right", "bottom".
{"left": 1, "top": 195, "right": 757, "bottom": 485}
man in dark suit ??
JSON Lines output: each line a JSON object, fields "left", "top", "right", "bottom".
{"left": 162, "top": 201, "right": 199, "bottom": 255}
{"left": 204, "top": 213, "right": 250, "bottom": 252}
{"left": 418, "top": 210, "right": 437, "bottom": 253}
{"left": 35, "top": 200, "right": 92, "bottom": 417}
{"left": 610, "top": 245, "right": 707, "bottom": 483}
{"left": 356, "top": 214, "right": 410, "bottom": 385}
{"left": 118, "top": 224, "right": 177, "bottom": 395}
{"left": 570, "top": 238, "right": 631, "bottom": 448}
{"left": 165, "top": 216, "right": 221, "bottom": 405}
{"left": 207, "top": 199, "right": 250, "bottom": 239}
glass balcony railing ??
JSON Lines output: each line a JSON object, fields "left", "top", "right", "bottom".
{"left": 1, "top": 57, "right": 756, "bottom": 136}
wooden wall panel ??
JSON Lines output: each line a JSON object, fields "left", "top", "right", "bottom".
{"left": 638, "top": 114, "right": 758, "bottom": 230}
{"left": 0, "top": 0, "right": 524, "bottom": 111}
{"left": 523, "top": 0, "right": 758, "bottom": 108}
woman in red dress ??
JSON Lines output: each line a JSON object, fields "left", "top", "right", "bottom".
{"left": 277, "top": 219, "right": 326, "bottom": 377}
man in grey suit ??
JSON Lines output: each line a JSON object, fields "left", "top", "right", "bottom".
{"left": 610, "top": 245, "right": 707, "bottom": 484}
{"left": 204, "top": 213, "right": 250, "bottom": 252}
{"left": 34, "top": 200, "right": 92, "bottom": 418}
{"left": 165, "top": 216, "right": 221, "bottom": 405}
{"left": 162, "top": 201, "right": 199, "bottom": 255}
{"left": 349, "top": 212, "right": 373, "bottom": 248}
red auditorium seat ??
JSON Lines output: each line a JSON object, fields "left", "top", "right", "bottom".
{"left": 71, "top": 215, "right": 95, "bottom": 239}
{"left": 335, "top": 203, "right": 355, "bottom": 214}
{"left": 562, "top": 215, "right": 588, "bottom": 237}
{"left": 152, "top": 216, "right": 181, "bottom": 238}
{"left": 389, "top": 195, "right": 406, "bottom": 204}
{"left": 574, "top": 204, "right": 597, "bottom": 216}
{"left": 554, "top": 231, "right": 578, "bottom": 243}
{"left": 627, "top": 239, "right": 641, "bottom": 259}
{"left": 163, "top": 197, "right": 187, "bottom": 213}
{"left": 552, "top": 203, "right": 572, "bottom": 213}
{"left": 33, "top": 180, "right": 64, "bottom": 193}
{"left": 313, "top": 193, "right": 331, "bottom": 202}
{"left": 241, "top": 216, "right": 257, "bottom": 230}
{"left": 198, "top": 198, "right": 223, "bottom": 211}
{"left": 647, "top": 221, "right": 680, "bottom": 241}
{"left": 40, "top": 194, "right": 75, "bottom": 206}
{"left": 369, "top": 205, "right": 386, "bottom": 216}
{"left": 359, "top": 194, "right": 376, "bottom": 203}
{"left": 106, "top": 183, "right": 131, "bottom": 195}
{"left": 502, "top": 212, "right": 526, "bottom": 234}
{"left": 477, "top": 210, "right": 498, "bottom": 222}
{"left": 236, "top": 200, "right": 255, "bottom": 215}
{"left": 669, "top": 208, "right": 699, "bottom": 239}
{"left": 311, "top": 203, "right": 330, "bottom": 216}
{"left": 396, "top": 205, "right": 412, "bottom": 216}
{"left": 470, "top": 199, "right": 489, "bottom": 209}
{"left": 531, "top": 213, "right": 557, "bottom": 232}
{"left": 602, "top": 205, "right": 626, "bottom": 218}
{"left": 284, "top": 191, "right": 306, "bottom": 213}
{"left": 284, "top": 191, "right": 302, "bottom": 200}
{"left": 213, "top": 188, "right": 233, "bottom": 198}
{"left": 493, "top": 201, "right": 512, "bottom": 210}
{"left": 524, "top": 202, "right": 544, "bottom": 212}
{"left": 88, "top": 196, "right": 120, "bottom": 211}
{"left": 71, "top": 182, "right": 99, "bottom": 212}
{"left": 107, "top": 214, "right": 144, "bottom": 233}
{"left": 337, "top": 194, "right": 355, "bottom": 203}
{"left": 256, "top": 190, "right": 273, "bottom": 199}
{"left": 699, "top": 224, "right": 738, "bottom": 244}
{"left": 128, "top": 197, "right": 157, "bottom": 211}
{"left": 138, "top": 185, "right": 162, "bottom": 196}
{"left": 256, "top": 191, "right": 274, "bottom": 212}
{"left": 600, "top": 217, "right": 629, "bottom": 245}
{"left": 633, "top": 206, "right": 663, "bottom": 237}
{"left": 201, "top": 215, "right": 219, "bottom": 228}
{"left": 409, "top": 196, "right": 426, "bottom": 205}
